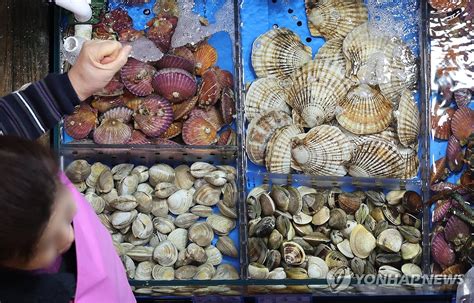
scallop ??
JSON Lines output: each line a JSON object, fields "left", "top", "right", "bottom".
{"left": 314, "top": 38, "right": 346, "bottom": 69}
{"left": 305, "top": 0, "right": 368, "bottom": 40}
{"left": 349, "top": 224, "right": 376, "bottom": 259}
{"left": 336, "top": 84, "right": 393, "bottom": 135}
{"left": 121, "top": 58, "right": 156, "bottom": 96}
{"left": 399, "top": 146, "right": 419, "bottom": 179}
{"left": 246, "top": 110, "right": 293, "bottom": 165}
{"left": 265, "top": 125, "right": 304, "bottom": 174}
{"left": 182, "top": 116, "right": 218, "bottom": 145}
{"left": 291, "top": 125, "right": 352, "bottom": 176}
{"left": 395, "top": 90, "right": 420, "bottom": 148}
{"left": 133, "top": 95, "right": 174, "bottom": 138}
{"left": 251, "top": 28, "right": 312, "bottom": 79}
{"left": 348, "top": 140, "right": 404, "bottom": 178}
{"left": 245, "top": 77, "right": 292, "bottom": 122}
{"left": 93, "top": 118, "right": 132, "bottom": 144}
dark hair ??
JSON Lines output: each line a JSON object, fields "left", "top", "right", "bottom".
{"left": 0, "top": 136, "right": 59, "bottom": 263}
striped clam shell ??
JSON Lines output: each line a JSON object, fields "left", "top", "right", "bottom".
{"left": 265, "top": 125, "right": 304, "bottom": 174}
{"left": 245, "top": 77, "right": 291, "bottom": 122}
{"left": 246, "top": 110, "right": 293, "bottom": 165}
{"left": 251, "top": 28, "right": 312, "bottom": 79}
{"left": 291, "top": 125, "right": 352, "bottom": 176}
{"left": 336, "top": 84, "right": 393, "bottom": 135}
{"left": 348, "top": 140, "right": 404, "bottom": 178}
{"left": 395, "top": 90, "right": 420, "bottom": 148}
{"left": 305, "top": 0, "right": 368, "bottom": 40}
{"left": 398, "top": 146, "right": 419, "bottom": 179}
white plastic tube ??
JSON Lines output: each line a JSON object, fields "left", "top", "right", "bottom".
{"left": 55, "top": 0, "right": 92, "bottom": 23}
{"left": 63, "top": 36, "right": 86, "bottom": 65}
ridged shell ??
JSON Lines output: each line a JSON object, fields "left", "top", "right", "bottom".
{"left": 182, "top": 116, "right": 218, "bottom": 145}
{"left": 446, "top": 135, "right": 464, "bottom": 172}
{"left": 172, "top": 96, "right": 198, "bottom": 121}
{"left": 246, "top": 110, "right": 293, "bottom": 165}
{"left": 134, "top": 95, "right": 174, "bottom": 137}
{"left": 396, "top": 90, "right": 420, "bottom": 148}
{"left": 432, "top": 199, "right": 452, "bottom": 223}
{"left": 444, "top": 215, "right": 470, "bottom": 245}
{"left": 198, "top": 68, "right": 222, "bottom": 108}
{"left": 245, "top": 78, "right": 291, "bottom": 122}
{"left": 95, "top": 77, "right": 124, "bottom": 97}
{"left": 64, "top": 104, "right": 97, "bottom": 140}
{"left": 152, "top": 68, "right": 197, "bottom": 103}
{"left": 92, "top": 96, "right": 126, "bottom": 113}
{"left": 348, "top": 140, "right": 404, "bottom": 178}
{"left": 398, "top": 147, "right": 419, "bottom": 179}
{"left": 305, "top": 0, "right": 368, "bottom": 40}
{"left": 159, "top": 121, "right": 182, "bottom": 139}
{"left": 103, "top": 107, "right": 134, "bottom": 124}
{"left": 288, "top": 60, "right": 354, "bottom": 128}
{"left": 251, "top": 28, "right": 312, "bottom": 79}
{"left": 291, "top": 125, "right": 352, "bottom": 176}
{"left": 265, "top": 125, "right": 304, "bottom": 174}
{"left": 146, "top": 14, "right": 178, "bottom": 53}
{"left": 336, "top": 84, "right": 393, "bottom": 135}
{"left": 93, "top": 119, "right": 132, "bottom": 144}
{"left": 431, "top": 105, "right": 455, "bottom": 140}
{"left": 121, "top": 58, "right": 156, "bottom": 96}
{"left": 431, "top": 232, "right": 455, "bottom": 267}
{"left": 219, "top": 87, "right": 236, "bottom": 125}
{"left": 194, "top": 43, "right": 218, "bottom": 76}
{"left": 452, "top": 106, "right": 474, "bottom": 143}
{"left": 314, "top": 38, "right": 346, "bottom": 68}
{"left": 156, "top": 54, "right": 195, "bottom": 74}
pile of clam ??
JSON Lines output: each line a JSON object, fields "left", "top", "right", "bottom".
{"left": 65, "top": 160, "right": 240, "bottom": 281}
{"left": 246, "top": 185, "right": 424, "bottom": 283}
{"left": 64, "top": 8, "right": 236, "bottom": 146}
{"left": 245, "top": 0, "right": 420, "bottom": 179}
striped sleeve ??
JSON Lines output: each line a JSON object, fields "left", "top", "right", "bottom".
{"left": 0, "top": 73, "right": 81, "bottom": 140}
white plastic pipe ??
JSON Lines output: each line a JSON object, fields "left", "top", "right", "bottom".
{"left": 63, "top": 36, "right": 86, "bottom": 65}
{"left": 55, "top": 0, "right": 92, "bottom": 23}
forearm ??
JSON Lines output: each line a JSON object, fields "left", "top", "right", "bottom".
{"left": 0, "top": 74, "right": 81, "bottom": 140}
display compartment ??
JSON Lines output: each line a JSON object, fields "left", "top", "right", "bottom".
{"left": 427, "top": 1, "right": 473, "bottom": 277}
{"left": 240, "top": 0, "right": 428, "bottom": 184}
{"left": 56, "top": 0, "right": 241, "bottom": 149}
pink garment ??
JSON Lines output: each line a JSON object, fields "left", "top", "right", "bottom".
{"left": 61, "top": 173, "right": 136, "bottom": 303}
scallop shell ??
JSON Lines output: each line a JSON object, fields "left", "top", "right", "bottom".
{"left": 398, "top": 147, "right": 419, "bottom": 179}
{"left": 93, "top": 118, "right": 132, "bottom": 144}
{"left": 134, "top": 95, "right": 174, "bottom": 137}
{"left": 146, "top": 14, "right": 178, "bottom": 53}
{"left": 454, "top": 88, "right": 472, "bottom": 108}
{"left": 217, "top": 128, "right": 237, "bottom": 146}
{"left": 431, "top": 105, "right": 455, "bottom": 140}
{"left": 159, "top": 121, "right": 182, "bottom": 139}
{"left": 189, "top": 107, "right": 225, "bottom": 132}
{"left": 194, "top": 43, "right": 218, "bottom": 76}
{"left": 92, "top": 96, "right": 126, "bottom": 114}
{"left": 103, "top": 107, "right": 134, "bottom": 124}
{"left": 452, "top": 106, "right": 474, "bottom": 144}
{"left": 447, "top": 135, "right": 464, "bottom": 172}
{"left": 172, "top": 96, "right": 198, "bottom": 121}
{"left": 288, "top": 60, "right": 354, "bottom": 128}
{"left": 219, "top": 87, "right": 236, "bottom": 125}
{"left": 336, "top": 84, "right": 393, "bottom": 135}
{"left": 291, "top": 125, "right": 352, "bottom": 176}
{"left": 95, "top": 76, "right": 124, "bottom": 97}
{"left": 444, "top": 215, "right": 470, "bottom": 245}
{"left": 64, "top": 104, "right": 97, "bottom": 140}
{"left": 314, "top": 38, "right": 346, "bottom": 68}
{"left": 305, "top": 0, "right": 368, "bottom": 40}
{"left": 265, "top": 125, "right": 304, "bottom": 174}
{"left": 246, "top": 110, "right": 293, "bottom": 165}
{"left": 156, "top": 54, "right": 195, "bottom": 74}
{"left": 431, "top": 232, "right": 455, "bottom": 267}
{"left": 430, "top": 157, "right": 448, "bottom": 184}
{"left": 245, "top": 78, "right": 291, "bottom": 122}
{"left": 396, "top": 90, "right": 420, "bottom": 148}
{"left": 182, "top": 116, "right": 218, "bottom": 145}
{"left": 152, "top": 68, "right": 197, "bottom": 103}
{"left": 121, "top": 58, "right": 156, "bottom": 96}
{"left": 348, "top": 140, "right": 404, "bottom": 178}
{"left": 429, "top": 0, "right": 466, "bottom": 12}
{"left": 198, "top": 68, "right": 222, "bottom": 108}
{"left": 251, "top": 28, "right": 312, "bottom": 79}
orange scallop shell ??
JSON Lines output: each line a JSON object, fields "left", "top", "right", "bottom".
{"left": 431, "top": 106, "right": 455, "bottom": 140}
{"left": 172, "top": 96, "right": 198, "bottom": 121}
{"left": 429, "top": 0, "right": 466, "bottom": 12}
{"left": 91, "top": 96, "right": 126, "bottom": 113}
{"left": 430, "top": 157, "right": 448, "bottom": 185}
{"left": 64, "top": 104, "right": 98, "bottom": 140}
{"left": 182, "top": 116, "right": 217, "bottom": 145}
{"left": 194, "top": 43, "right": 218, "bottom": 76}
{"left": 189, "top": 107, "right": 224, "bottom": 131}
{"left": 440, "top": 263, "right": 466, "bottom": 276}
{"left": 217, "top": 128, "right": 237, "bottom": 146}
{"left": 451, "top": 106, "right": 474, "bottom": 144}
{"left": 159, "top": 121, "right": 183, "bottom": 139}
{"left": 198, "top": 68, "right": 222, "bottom": 108}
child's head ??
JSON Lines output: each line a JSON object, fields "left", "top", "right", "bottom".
{"left": 0, "top": 136, "right": 76, "bottom": 270}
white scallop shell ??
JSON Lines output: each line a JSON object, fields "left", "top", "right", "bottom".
{"left": 395, "top": 90, "right": 420, "bottom": 148}
{"left": 398, "top": 146, "right": 419, "bottom": 179}
{"left": 245, "top": 78, "right": 292, "bottom": 122}
{"left": 265, "top": 125, "right": 304, "bottom": 174}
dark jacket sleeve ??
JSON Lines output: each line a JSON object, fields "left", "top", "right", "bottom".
{"left": 0, "top": 73, "right": 81, "bottom": 140}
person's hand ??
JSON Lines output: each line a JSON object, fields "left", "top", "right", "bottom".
{"left": 68, "top": 40, "right": 132, "bottom": 101}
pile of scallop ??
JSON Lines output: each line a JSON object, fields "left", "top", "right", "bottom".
{"left": 64, "top": 8, "right": 236, "bottom": 146}
{"left": 245, "top": 0, "right": 420, "bottom": 179}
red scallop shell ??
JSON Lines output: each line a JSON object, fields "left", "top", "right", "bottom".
{"left": 446, "top": 135, "right": 464, "bottom": 172}
{"left": 121, "top": 58, "right": 156, "bottom": 96}
{"left": 151, "top": 138, "right": 180, "bottom": 146}
{"left": 64, "top": 104, "right": 98, "bottom": 140}
{"left": 194, "top": 43, "right": 217, "bottom": 76}
{"left": 104, "top": 9, "right": 133, "bottom": 32}
{"left": 216, "top": 69, "right": 234, "bottom": 89}
{"left": 431, "top": 106, "right": 455, "bottom": 140}
{"left": 152, "top": 68, "right": 197, "bottom": 103}
{"left": 94, "top": 77, "right": 124, "bottom": 97}
{"left": 460, "top": 171, "right": 474, "bottom": 186}
{"left": 172, "top": 96, "right": 198, "bottom": 121}
{"left": 93, "top": 118, "right": 132, "bottom": 144}
{"left": 430, "top": 157, "right": 448, "bottom": 185}
{"left": 219, "top": 86, "right": 236, "bottom": 125}
{"left": 454, "top": 88, "right": 472, "bottom": 108}
{"left": 118, "top": 28, "right": 145, "bottom": 42}
{"left": 189, "top": 107, "right": 224, "bottom": 131}
{"left": 103, "top": 107, "right": 134, "bottom": 123}
{"left": 159, "top": 121, "right": 182, "bottom": 139}
{"left": 217, "top": 128, "right": 237, "bottom": 146}
{"left": 452, "top": 106, "right": 474, "bottom": 144}
{"left": 182, "top": 116, "right": 217, "bottom": 145}
{"left": 171, "top": 47, "right": 196, "bottom": 66}
{"left": 128, "top": 130, "right": 151, "bottom": 144}
{"left": 146, "top": 14, "right": 178, "bottom": 53}
{"left": 198, "top": 68, "right": 222, "bottom": 108}
{"left": 133, "top": 95, "right": 174, "bottom": 137}
{"left": 432, "top": 199, "right": 452, "bottom": 222}
{"left": 430, "top": 182, "right": 461, "bottom": 192}
{"left": 431, "top": 232, "right": 456, "bottom": 267}
{"left": 92, "top": 23, "right": 116, "bottom": 40}
{"left": 91, "top": 96, "right": 126, "bottom": 113}
{"left": 444, "top": 215, "right": 470, "bottom": 244}
{"left": 429, "top": 0, "right": 466, "bottom": 12}
{"left": 156, "top": 55, "right": 195, "bottom": 74}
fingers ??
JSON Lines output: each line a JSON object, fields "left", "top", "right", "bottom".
{"left": 101, "top": 45, "right": 132, "bottom": 71}
{"left": 90, "top": 40, "right": 123, "bottom": 61}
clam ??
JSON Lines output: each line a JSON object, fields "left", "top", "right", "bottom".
{"left": 251, "top": 28, "right": 312, "bottom": 79}
{"left": 396, "top": 90, "right": 420, "bottom": 148}
{"left": 285, "top": 267, "right": 309, "bottom": 279}
{"left": 127, "top": 246, "right": 154, "bottom": 262}
{"left": 174, "top": 213, "right": 199, "bottom": 229}
{"left": 203, "top": 170, "right": 227, "bottom": 187}
{"left": 152, "top": 68, "right": 197, "bottom": 103}
{"left": 246, "top": 110, "right": 293, "bottom": 165}
{"left": 281, "top": 242, "right": 306, "bottom": 266}
{"left": 85, "top": 193, "right": 106, "bottom": 214}
{"left": 270, "top": 185, "right": 291, "bottom": 213}
{"left": 397, "top": 225, "right": 421, "bottom": 243}
{"left": 312, "top": 206, "right": 330, "bottom": 226}
{"left": 194, "top": 263, "right": 216, "bottom": 280}
{"left": 135, "top": 261, "right": 155, "bottom": 280}
{"left": 173, "top": 165, "right": 195, "bottom": 190}
{"left": 254, "top": 216, "right": 275, "bottom": 238}
{"left": 190, "top": 205, "right": 213, "bottom": 218}
{"left": 153, "top": 216, "right": 175, "bottom": 234}
{"left": 188, "top": 222, "right": 214, "bottom": 247}
{"left": 325, "top": 251, "right": 349, "bottom": 269}
{"left": 248, "top": 263, "right": 269, "bottom": 279}
{"left": 132, "top": 213, "right": 154, "bottom": 239}
{"left": 65, "top": 160, "right": 91, "bottom": 183}
{"left": 149, "top": 164, "right": 175, "bottom": 186}
{"left": 350, "top": 257, "right": 366, "bottom": 276}
{"left": 330, "top": 230, "right": 344, "bottom": 245}
{"left": 328, "top": 208, "right": 348, "bottom": 230}
{"left": 293, "top": 212, "right": 313, "bottom": 225}
{"left": 167, "top": 189, "right": 195, "bottom": 215}
{"left": 155, "top": 182, "right": 178, "bottom": 199}
{"left": 291, "top": 125, "right": 352, "bottom": 176}
{"left": 401, "top": 263, "right": 422, "bottom": 276}
{"left": 338, "top": 192, "right": 363, "bottom": 215}
{"left": 303, "top": 232, "right": 330, "bottom": 246}
{"left": 185, "top": 243, "right": 208, "bottom": 264}
{"left": 149, "top": 232, "right": 167, "bottom": 247}
{"left": 111, "top": 210, "right": 138, "bottom": 229}
{"left": 265, "top": 250, "right": 282, "bottom": 271}
{"left": 377, "top": 229, "right": 403, "bottom": 253}
{"left": 248, "top": 237, "right": 268, "bottom": 264}
{"left": 268, "top": 267, "right": 287, "bottom": 280}
{"left": 336, "top": 84, "right": 393, "bottom": 135}
{"left": 206, "top": 215, "right": 236, "bottom": 236}
{"left": 213, "top": 264, "right": 239, "bottom": 280}
{"left": 305, "top": 0, "right": 368, "bottom": 40}
{"left": 137, "top": 183, "right": 154, "bottom": 195}
{"left": 190, "top": 162, "right": 216, "bottom": 178}
{"left": 194, "top": 184, "right": 221, "bottom": 206}
{"left": 245, "top": 77, "right": 291, "bottom": 122}
{"left": 134, "top": 192, "right": 153, "bottom": 214}
{"left": 112, "top": 163, "right": 134, "bottom": 182}
{"left": 205, "top": 245, "right": 223, "bottom": 266}
{"left": 117, "top": 174, "right": 139, "bottom": 196}
{"left": 175, "top": 265, "right": 198, "bottom": 280}
{"left": 151, "top": 199, "right": 169, "bottom": 217}
{"left": 153, "top": 240, "right": 178, "bottom": 267}
{"left": 96, "top": 169, "right": 114, "bottom": 194}
{"left": 217, "top": 201, "right": 237, "bottom": 219}
{"left": 307, "top": 256, "right": 329, "bottom": 279}
{"left": 120, "top": 58, "right": 156, "bottom": 96}
{"left": 152, "top": 265, "right": 175, "bottom": 281}
{"left": 375, "top": 253, "right": 402, "bottom": 268}
{"left": 350, "top": 224, "right": 376, "bottom": 259}
{"left": 216, "top": 236, "right": 238, "bottom": 258}
{"left": 401, "top": 242, "right": 421, "bottom": 261}
{"left": 366, "top": 191, "right": 386, "bottom": 206}
{"left": 378, "top": 265, "right": 402, "bottom": 278}
{"left": 337, "top": 239, "right": 355, "bottom": 259}
{"left": 355, "top": 204, "right": 369, "bottom": 224}
{"left": 167, "top": 228, "right": 188, "bottom": 252}
{"left": 121, "top": 255, "right": 136, "bottom": 279}
{"left": 386, "top": 190, "right": 405, "bottom": 206}
{"left": 265, "top": 125, "right": 304, "bottom": 174}
{"left": 382, "top": 205, "right": 402, "bottom": 226}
